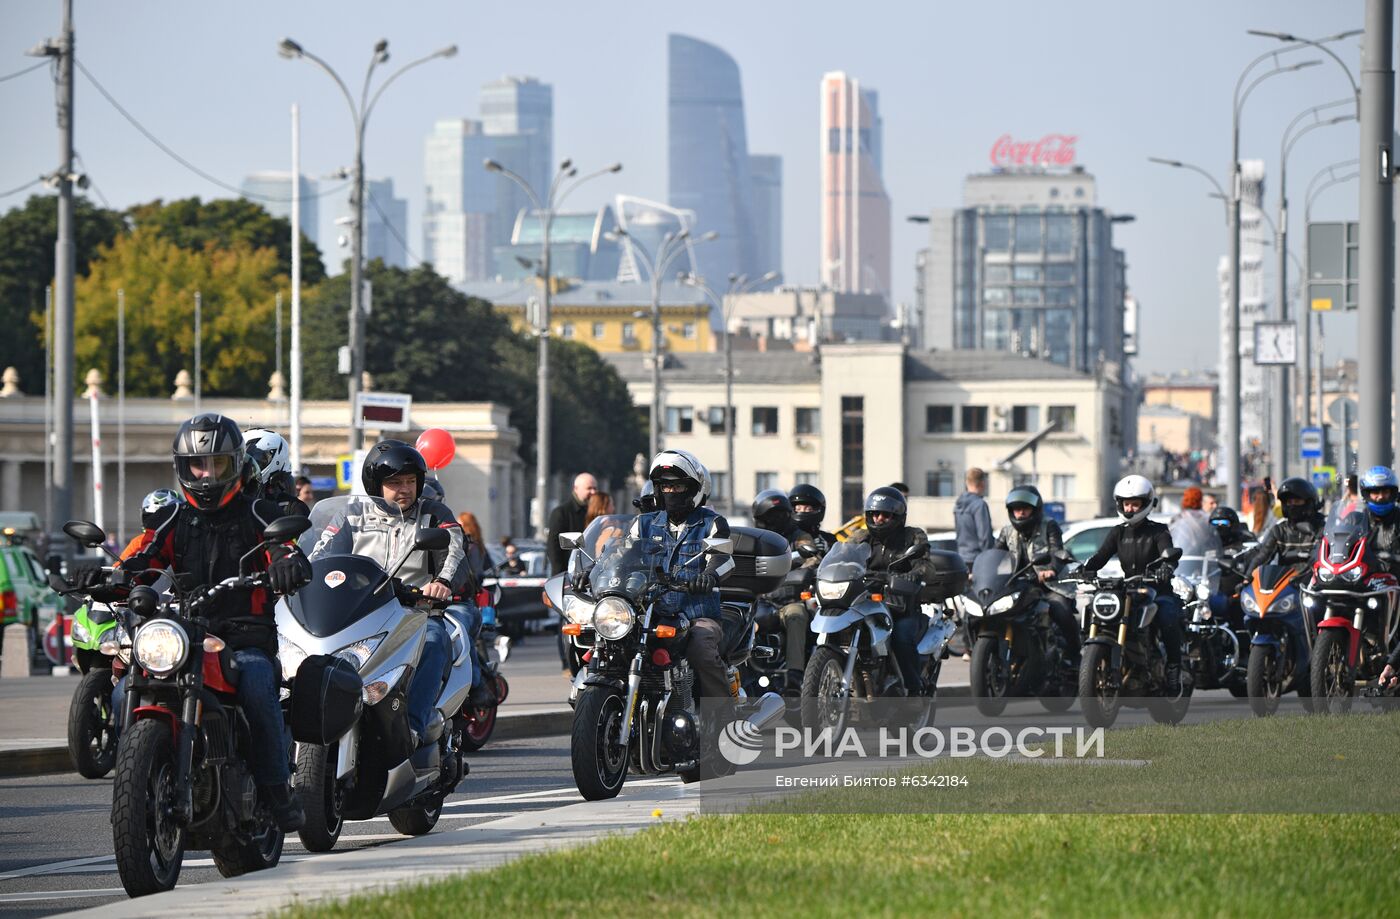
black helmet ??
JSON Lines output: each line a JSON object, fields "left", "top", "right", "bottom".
{"left": 632, "top": 480, "right": 658, "bottom": 514}
{"left": 752, "top": 489, "right": 793, "bottom": 532}
{"left": 361, "top": 440, "right": 427, "bottom": 499}
{"left": 1208, "top": 506, "right": 1241, "bottom": 530}
{"left": 1276, "top": 476, "right": 1319, "bottom": 522}
{"left": 420, "top": 477, "right": 446, "bottom": 505}
{"left": 788, "top": 483, "right": 827, "bottom": 531}
{"left": 1005, "top": 485, "right": 1044, "bottom": 535}
{"left": 863, "top": 486, "right": 907, "bottom": 536}
{"left": 172, "top": 413, "right": 247, "bottom": 512}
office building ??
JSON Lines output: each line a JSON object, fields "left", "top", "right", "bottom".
{"left": 748, "top": 154, "right": 783, "bottom": 283}
{"left": 820, "top": 72, "right": 891, "bottom": 300}
{"left": 240, "top": 171, "right": 318, "bottom": 246}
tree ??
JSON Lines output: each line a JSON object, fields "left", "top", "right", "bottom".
{"left": 0, "top": 194, "right": 125, "bottom": 392}
{"left": 128, "top": 197, "right": 325, "bottom": 285}
{"left": 73, "top": 229, "right": 285, "bottom": 397}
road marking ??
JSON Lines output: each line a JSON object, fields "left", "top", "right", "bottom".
{"left": 0, "top": 854, "right": 113, "bottom": 881}
{"left": 0, "top": 887, "right": 135, "bottom": 904}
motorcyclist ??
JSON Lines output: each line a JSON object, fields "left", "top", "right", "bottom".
{"left": 1081, "top": 474, "right": 1187, "bottom": 696}
{"left": 752, "top": 489, "right": 818, "bottom": 695}
{"left": 1208, "top": 506, "right": 1251, "bottom": 551}
{"left": 308, "top": 440, "right": 467, "bottom": 747}
{"left": 1207, "top": 506, "right": 1251, "bottom": 628}
{"left": 242, "top": 429, "right": 309, "bottom": 517}
{"left": 788, "top": 483, "right": 837, "bottom": 555}
{"left": 96, "top": 413, "right": 311, "bottom": 831}
{"left": 632, "top": 480, "right": 658, "bottom": 514}
{"left": 628, "top": 450, "right": 733, "bottom": 708}
{"left": 1245, "top": 477, "right": 1325, "bottom": 573}
{"left": 846, "top": 486, "right": 931, "bottom": 694}
{"left": 1359, "top": 466, "right": 1400, "bottom": 575}
{"left": 992, "top": 485, "right": 1081, "bottom": 670}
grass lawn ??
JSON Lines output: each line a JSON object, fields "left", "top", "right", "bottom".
{"left": 283, "top": 712, "right": 1400, "bottom": 919}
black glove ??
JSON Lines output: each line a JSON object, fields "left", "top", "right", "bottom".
{"left": 1147, "top": 563, "right": 1173, "bottom": 583}
{"left": 268, "top": 550, "right": 311, "bottom": 595}
{"left": 684, "top": 571, "right": 718, "bottom": 595}
{"left": 76, "top": 566, "right": 109, "bottom": 591}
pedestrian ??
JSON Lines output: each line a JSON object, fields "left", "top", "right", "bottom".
{"left": 294, "top": 475, "right": 315, "bottom": 508}
{"left": 1202, "top": 492, "right": 1219, "bottom": 513}
{"left": 546, "top": 472, "right": 597, "bottom": 574}
{"left": 499, "top": 538, "right": 528, "bottom": 575}
{"left": 953, "top": 467, "right": 994, "bottom": 567}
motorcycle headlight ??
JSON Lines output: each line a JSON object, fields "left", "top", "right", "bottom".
{"left": 1091, "top": 593, "right": 1121, "bottom": 621}
{"left": 71, "top": 620, "right": 92, "bottom": 645}
{"left": 1342, "top": 567, "right": 1365, "bottom": 584}
{"left": 1195, "top": 583, "right": 1212, "bottom": 601}
{"left": 562, "top": 594, "right": 597, "bottom": 625}
{"left": 961, "top": 598, "right": 984, "bottom": 618}
{"left": 988, "top": 594, "right": 1018, "bottom": 616}
{"left": 278, "top": 632, "right": 309, "bottom": 681}
{"left": 1240, "top": 592, "right": 1259, "bottom": 613}
{"left": 592, "top": 597, "right": 635, "bottom": 641}
{"left": 1317, "top": 567, "right": 1336, "bottom": 583}
{"left": 817, "top": 580, "right": 848, "bottom": 601}
{"left": 1172, "top": 577, "right": 1193, "bottom": 602}
{"left": 1273, "top": 594, "right": 1297, "bottom": 613}
{"left": 132, "top": 620, "right": 188, "bottom": 676}
{"left": 334, "top": 632, "right": 386, "bottom": 671}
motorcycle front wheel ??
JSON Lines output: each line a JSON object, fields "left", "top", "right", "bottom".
{"left": 1245, "top": 644, "right": 1283, "bottom": 717}
{"left": 1309, "top": 629, "right": 1354, "bottom": 715}
{"left": 68, "top": 667, "right": 117, "bottom": 778}
{"left": 111, "top": 719, "right": 186, "bottom": 897}
{"left": 969, "top": 635, "right": 1012, "bottom": 716}
{"left": 295, "top": 743, "right": 344, "bottom": 852}
{"left": 571, "top": 686, "right": 628, "bottom": 801}
{"left": 799, "top": 646, "right": 850, "bottom": 735}
{"left": 1077, "top": 644, "right": 1121, "bottom": 729}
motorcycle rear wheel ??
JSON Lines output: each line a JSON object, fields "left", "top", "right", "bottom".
{"left": 461, "top": 674, "right": 507, "bottom": 752}
{"left": 571, "top": 686, "right": 628, "bottom": 801}
{"left": 111, "top": 719, "right": 186, "bottom": 897}
{"left": 210, "top": 817, "right": 284, "bottom": 878}
{"left": 1077, "top": 644, "right": 1120, "bottom": 729}
{"left": 388, "top": 793, "right": 444, "bottom": 836}
{"left": 1246, "top": 644, "right": 1283, "bottom": 717}
{"left": 68, "top": 667, "right": 117, "bottom": 778}
{"left": 1309, "top": 630, "right": 1354, "bottom": 715}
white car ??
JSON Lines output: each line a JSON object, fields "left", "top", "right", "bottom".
{"left": 1060, "top": 514, "right": 1173, "bottom": 577}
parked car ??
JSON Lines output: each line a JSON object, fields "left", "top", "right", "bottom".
{"left": 483, "top": 540, "right": 551, "bottom": 636}
{"left": 0, "top": 529, "right": 63, "bottom": 672}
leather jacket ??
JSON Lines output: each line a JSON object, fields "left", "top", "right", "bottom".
{"left": 1082, "top": 519, "right": 1177, "bottom": 582}
{"left": 309, "top": 496, "right": 466, "bottom": 596}
{"left": 1247, "top": 513, "right": 1324, "bottom": 572}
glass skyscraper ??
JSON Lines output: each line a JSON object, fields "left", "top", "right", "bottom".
{"left": 820, "top": 72, "right": 891, "bottom": 301}
{"left": 748, "top": 154, "right": 783, "bottom": 283}
{"left": 239, "top": 171, "right": 318, "bottom": 249}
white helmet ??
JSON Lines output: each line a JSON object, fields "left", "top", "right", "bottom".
{"left": 648, "top": 449, "right": 711, "bottom": 511}
{"left": 1113, "top": 474, "right": 1156, "bottom": 526}
{"left": 242, "top": 429, "right": 292, "bottom": 487}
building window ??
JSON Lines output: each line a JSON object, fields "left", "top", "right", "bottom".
{"left": 1013, "top": 286, "right": 1043, "bottom": 305}
{"left": 1045, "top": 286, "right": 1074, "bottom": 305}
{"left": 961, "top": 405, "right": 988, "bottom": 433}
{"left": 706, "top": 405, "right": 733, "bottom": 434}
{"left": 1014, "top": 214, "right": 1042, "bottom": 250}
{"left": 710, "top": 471, "right": 728, "bottom": 506}
{"left": 622, "top": 322, "right": 635, "bottom": 343}
{"left": 925, "top": 470, "right": 956, "bottom": 497}
{"left": 983, "top": 215, "right": 1011, "bottom": 252}
{"left": 1048, "top": 405, "right": 1077, "bottom": 433}
{"left": 795, "top": 407, "right": 820, "bottom": 435}
{"left": 1012, "top": 264, "right": 1042, "bottom": 282}
{"left": 1052, "top": 474, "right": 1076, "bottom": 499}
{"left": 795, "top": 471, "right": 819, "bottom": 486}
{"left": 682, "top": 322, "right": 696, "bottom": 339}
{"left": 1046, "top": 214, "right": 1074, "bottom": 254}
{"left": 925, "top": 405, "right": 954, "bottom": 434}
{"left": 1013, "top": 473, "right": 1038, "bottom": 487}
{"left": 984, "top": 264, "right": 1011, "bottom": 284}
{"left": 984, "top": 287, "right": 1010, "bottom": 304}
{"left": 665, "top": 406, "right": 694, "bottom": 435}
{"left": 1045, "top": 263, "right": 1074, "bottom": 283}
{"left": 1011, "top": 405, "right": 1041, "bottom": 433}
{"left": 560, "top": 322, "right": 575, "bottom": 339}
{"left": 755, "top": 471, "right": 778, "bottom": 494}
{"left": 752, "top": 406, "right": 779, "bottom": 436}
{"left": 840, "top": 396, "right": 864, "bottom": 519}
{"left": 592, "top": 322, "right": 605, "bottom": 339}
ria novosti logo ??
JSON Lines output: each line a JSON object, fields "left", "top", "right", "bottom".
{"left": 717, "top": 719, "right": 765, "bottom": 766}
{"left": 718, "top": 722, "right": 1105, "bottom": 766}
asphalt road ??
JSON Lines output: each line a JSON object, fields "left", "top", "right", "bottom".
{"left": 0, "top": 731, "right": 583, "bottom": 918}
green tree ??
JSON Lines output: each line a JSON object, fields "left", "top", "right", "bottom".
{"left": 128, "top": 196, "right": 325, "bottom": 285}
{"left": 73, "top": 229, "right": 285, "bottom": 397}
{"left": 0, "top": 194, "right": 126, "bottom": 392}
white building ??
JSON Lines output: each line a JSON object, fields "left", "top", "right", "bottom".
{"left": 1218, "top": 158, "right": 1268, "bottom": 472}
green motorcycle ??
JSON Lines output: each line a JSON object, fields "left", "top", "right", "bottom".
{"left": 66, "top": 599, "right": 123, "bottom": 778}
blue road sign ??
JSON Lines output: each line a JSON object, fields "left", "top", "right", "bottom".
{"left": 1300, "top": 426, "right": 1323, "bottom": 460}
{"left": 1044, "top": 501, "right": 1067, "bottom": 523}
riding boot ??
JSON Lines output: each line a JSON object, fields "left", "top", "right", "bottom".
{"left": 263, "top": 783, "right": 305, "bottom": 832}
{"left": 1165, "top": 665, "right": 1183, "bottom": 697}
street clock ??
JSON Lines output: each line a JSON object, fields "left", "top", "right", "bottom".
{"left": 1253, "top": 321, "right": 1297, "bottom": 365}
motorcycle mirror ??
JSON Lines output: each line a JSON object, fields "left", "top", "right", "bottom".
{"left": 63, "top": 520, "right": 110, "bottom": 551}
{"left": 414, "top": 528, "right": 451, "bottom": 551}
{"left": 557, "top": 532, "right": 583, "bottom": 551}
{"left": 704, "top": 537, "right": 734, "bottom": 556}
{"left": 263, "top": 515, "right": 312, "bottom": 544}
{"left": 796, "top": 542, "right": 822, "bottom": 559}
{"left": 543, "top": 573, "right": 566, "bottom": 612}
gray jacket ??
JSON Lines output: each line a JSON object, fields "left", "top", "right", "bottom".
{"left": 309, "top": 496, "right": 466, "bottom": 592}
{"left": 953, "top": 490, "right": 994, "bottom": 565}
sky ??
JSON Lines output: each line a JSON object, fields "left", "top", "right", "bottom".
{"left": 0, "top": 0, "right": 1367, "bottom": 375}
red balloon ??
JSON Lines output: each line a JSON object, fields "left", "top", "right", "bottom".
{"left": 415, "top": 428, "right": 456, "bottom": 470}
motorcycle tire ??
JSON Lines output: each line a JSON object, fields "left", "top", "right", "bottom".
{"left": 1309, "top": 630, "right": 1354, "bottom": 715}
{"left": 1245, "top": 645, "right": 1282, "bottom": 717}
{"left": 68, "top": 667, "right": 117, "bottom": 779}
{"left": 460, "top": 674, "right": 507, "bottom": 752}
{"left": 388, "top": 793, "right": 444, "bottom": 836}
{"left": 111, "top": 719, "right": 186, "bottom": 897}
{"left": 1147, "top": 677, "right": 1192, "bottom": 725}
{"left": 295, "top": 743, "right": 344, "bottom": 852}
{"left": 1077, "top": 644, "right": 1120, "bottom": 729}
{"left": 799, "top": 646, "right": 849, "bottom": 735}
{"left": 571, "top": 686, "right": 628, "bottom": 801}
{"left": 969, "top": 636, "right": 1011, "bottom": 716}
{"left": 210, "top": 817, "right": 284, "bottom": 878}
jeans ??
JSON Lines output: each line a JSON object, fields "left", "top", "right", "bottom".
{"left": 406, "top": 617, "right": 452, "bottom": 738}
{"left": 232, "top": 648, "right": 291, "bottom": 787}
{"left": 1154, "top": 593, "right": 1185, "bottom": 669}
{"left": 891, "top": 613, "right": 928, "bottom": 693}
{"left": 450, "top": 602, "right": 483, "bottom": 688}
{"left": 686, "top": 617, "right": 730, "bottom": 700}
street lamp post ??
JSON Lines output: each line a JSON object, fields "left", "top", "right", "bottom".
{"left": 279, "top": 37, "right": 456, "bottom": 453}
{"left": 487, "top": 159, "right": 622, "bottom": 537}
{"left": 1303, "top": 160, "right": 1360, "bottom": 433}
{"left": 682, "top": 270, "right": 776, "bottom": 515}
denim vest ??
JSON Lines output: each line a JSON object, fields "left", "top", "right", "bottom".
{"left": 635, "top": 507, "right": 723, "bottom": 620}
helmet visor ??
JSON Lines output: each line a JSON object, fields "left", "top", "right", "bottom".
{"left": 175, "top": 453, "right": 240, "bottom": 487}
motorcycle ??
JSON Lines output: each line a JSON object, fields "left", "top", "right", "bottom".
{"left": 1233, "top": 561, "right": 1311, "bottom": 716}
{"left": 1170, "top": 515, "right": 1247, "bottom": 699}
{"left": 960, "top": 549, "right": 1076, "bottom": 716}
{"left": 1304, "top": 509, "right": 1400, "bottom": 714}
{"left": 559, "top": 525, "right": 787, "bottom": 800}
{"left": 1076, "top": 550, "right": 1192, "bottom": 728}
{"left": 60, "top": 515, "right": 319, "bottom": 898}
{"left": 276, "top": 495, "right": 471, "bottom": 851}
{"left": 64, "top": 595, "right": 121, "bottom": 779}
{"left": 460, "top": 582, "right": 510, "bottom": 752}
{"left": 553, "top": 515, "right": 635, "bottom": 683}
{"left": 746, "top": 553, "right": 819, "bottom": 696}
{"left": 801, "top": 541, "right": 950, "bottom": 734}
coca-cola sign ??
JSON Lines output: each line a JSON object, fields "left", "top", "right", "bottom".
{"left": 990, "top": 134, "right": 1078, "bottom": 168}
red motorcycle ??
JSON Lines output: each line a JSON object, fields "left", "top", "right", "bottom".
{"left": 460, "top": 584, "right": 510, "bottom": 751}
{"left": 1305, "top": 510, "right": 1400, "bottom": 714}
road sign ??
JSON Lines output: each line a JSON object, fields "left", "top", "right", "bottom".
{"left": 1044, "top": 501, "right": 1066, "bottom": 523}
{"left": 354, "top": 391, "right": 412, "bottom": 431}
{"left": 1307, "top": 221, "right": 1358, "bottom": 311}
{"left": 309, "top": 475, "right": 336, "bottom": 493}
{"left": 335, "top": 454, "right": 355, "bottom": 491}
{"left": 1300, "top": 426, "right": 1324, "bottom": 459}
{"left": 1311, "top": 465, "right": 1335, "bottom": 490}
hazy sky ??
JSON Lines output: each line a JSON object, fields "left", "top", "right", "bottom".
{"left": 1, "top": 0, "right": 1366, "bottom": 375}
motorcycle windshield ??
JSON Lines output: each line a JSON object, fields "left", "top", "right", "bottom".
{"left": 816, "top": 541, "right": 871, "bottom": 582}
{"left": 1169, "top": 512, "right": 1221, "bottom": 586}
{"left": 286, "top": 555, "right": 394, "bottom": 638}
{"left": 569, "top": 514, "right": 637, "bottom": 582}
{"left": 586, "top": 533, "right": 666, "bottom": 600}
{"left": 1322, "top": 509, "right": 1370, "bottom": 565}
{"left": 1253, "top": 563, "right": 1297, "bottom": 593}
{"left": 970, "top": 548, "right": 1017, "bottom": 597}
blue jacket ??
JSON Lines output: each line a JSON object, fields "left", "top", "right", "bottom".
{"left": 632, "top": 506, "right": 731, "bottom": 621}
{"left": 953, "top": 491, "right": 994, "bottom": 565}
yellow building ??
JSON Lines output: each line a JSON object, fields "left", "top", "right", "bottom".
{"left": 1141, "top": 374, "right": 1218, "bottom": 426}
{"left": 462, "top": 279, "right": 716, "bottom": 353}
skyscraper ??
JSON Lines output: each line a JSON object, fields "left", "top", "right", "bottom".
{"left": 820, "top": 72, "right": 891, "bottom": 300}
{"left": 748, "top": 154, "right": 783, "bottom": 283}
{"left": 240, "top": 171, "right": 318, "bottom": 246}
{"left": 356, "top": 177, "right": 408, "bottom": 269}
{"left": 1218, "top": 159, "right": 1268, "bottom": 462}
{"left": 668, "top": 34, "right": 759, "bottom": 286}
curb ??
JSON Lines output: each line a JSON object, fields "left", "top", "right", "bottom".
{"left": 0, "top": 746, "right": 70, "bottom": 778}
